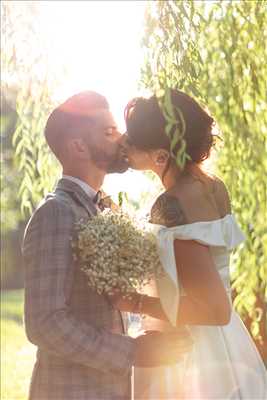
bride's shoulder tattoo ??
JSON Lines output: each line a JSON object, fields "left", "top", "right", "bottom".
{"left": 149, "top": 193, "right": 187, "bottom": 227}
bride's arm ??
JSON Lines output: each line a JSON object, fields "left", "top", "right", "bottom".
{"left": 111, "top": 239, "right": 231, "bottom": 326}
{"left": 145, "top": 187, "right": 232, "bottom": 325}
{"left": 145, "top": 239, "right": 231, "bottom": 325}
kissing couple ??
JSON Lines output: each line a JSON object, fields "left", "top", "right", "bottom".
{"left": 23, "top": 91, "right": 267, "bottom": 399}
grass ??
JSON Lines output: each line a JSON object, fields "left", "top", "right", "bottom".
{"left": 1, "top": 290, "right": 35, "bottom": 400}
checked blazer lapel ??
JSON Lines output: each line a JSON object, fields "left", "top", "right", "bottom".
{"left": 56, "top": 178, "right": 98, "bottom": 217}
{"left": 55, "top": 178, "right": 128, "bottom": 334}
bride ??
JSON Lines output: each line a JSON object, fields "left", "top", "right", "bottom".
{"left": 112, "top": 90, "right": 267, "bottom": 399}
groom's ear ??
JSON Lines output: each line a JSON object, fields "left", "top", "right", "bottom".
{"left": 69, "top": 138, "right": 88, "bottom": 158}
{"left": 153, "top": 149, "right": 170, "bottom": 166}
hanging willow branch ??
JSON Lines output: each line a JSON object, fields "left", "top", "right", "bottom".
{"left": 2, "top": 2, "right": 63, "bottom": 217}
{"left": 141, "top": 0, "right": 203, "bottom": 169}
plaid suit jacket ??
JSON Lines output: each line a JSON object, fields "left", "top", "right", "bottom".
{"left": 23, "top": 178, "right": 135, "bottom": 400}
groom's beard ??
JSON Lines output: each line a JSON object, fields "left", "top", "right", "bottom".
{"left": 90, "top": 147, "right": 129, "bottom": 174}
{"left": 107, "top": 150, "right": 129, "bottom": 174}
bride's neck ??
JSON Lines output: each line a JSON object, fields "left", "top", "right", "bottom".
{"left": 159, "top": 163, "right": 195, "bottom": 191}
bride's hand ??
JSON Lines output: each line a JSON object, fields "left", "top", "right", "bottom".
{"left": 108, "top": 291, "right": 167, "bottom": 320}
{"left": 107, "top": 291, "right": 142, "bottom": 313}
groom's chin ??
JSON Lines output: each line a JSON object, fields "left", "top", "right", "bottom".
{"left": 107, "top": 160, "right": 129, "bottom": 174}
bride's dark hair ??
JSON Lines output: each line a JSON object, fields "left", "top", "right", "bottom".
{"left": 124, "top": 89, "right": 216, "bottom": 173}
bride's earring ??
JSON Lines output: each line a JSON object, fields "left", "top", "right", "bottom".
{"left": 156, "top": 157, "right": 165, "bottom": 166}
{"left": 156, "top": 152, "right": 169, "bottom": 166}
{"left": 151, "top": 149, "right": 170, "bottom": 168}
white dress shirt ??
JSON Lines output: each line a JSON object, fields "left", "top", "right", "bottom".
{"left": 62, "top": 175, "right": 97, "bottom": 200}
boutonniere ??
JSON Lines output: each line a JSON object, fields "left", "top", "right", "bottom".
{"left": 93, "top": 191, "right": 119, "bottom": 212}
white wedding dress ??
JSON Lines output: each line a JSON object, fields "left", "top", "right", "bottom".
{"left": 133, "top": 215, "right": 267, "bottom": 399}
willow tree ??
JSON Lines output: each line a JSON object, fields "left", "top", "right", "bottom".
{"left": 1, "top": 1, "right": 62, "bottom": 218}
{"left": 142, "top": 0, "right": 267, "bottom": 352}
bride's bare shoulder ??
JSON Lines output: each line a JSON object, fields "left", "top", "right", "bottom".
{"left": 150, "top": 192, "right": 187, "bottom": 227}
{"left": 149, "top": 174, "right": 231, "bottom": 227}
{"left": 211, "top": 175, "right": 232, "bottom": 215}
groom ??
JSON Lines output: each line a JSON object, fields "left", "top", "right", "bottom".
{"left": 22, "top": 91, "right": 192, "bottom": 400}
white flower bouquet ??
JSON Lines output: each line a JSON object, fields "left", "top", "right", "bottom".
{"left": 72, "top": 210, "right": 162, "bottom": 297}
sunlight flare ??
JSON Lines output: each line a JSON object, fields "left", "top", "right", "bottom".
{"left": 37, "top": 1, "right": 152, "bottom": 200}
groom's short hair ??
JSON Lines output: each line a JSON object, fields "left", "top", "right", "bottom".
{"left": 45, "top": 91, "right": 109, "bottom": 161}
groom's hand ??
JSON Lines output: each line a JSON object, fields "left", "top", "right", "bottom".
{"left": 133, "top": 330, "right": 193, "bottom": 367}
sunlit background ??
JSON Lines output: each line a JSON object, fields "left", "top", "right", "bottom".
{"left": 2, "top": 3, "right": 267, "bottom": 398}
{"left": 37, "top": 1, "right": 158, "bottom": 205}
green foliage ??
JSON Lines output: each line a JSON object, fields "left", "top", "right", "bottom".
{"left": 142, "top": 0, "right": 267, "bottom": 338}
{"left": 1, "top": 97, "right": 22, "bottom": 231}
{"left": 1, "top": 290, "right": 24, "bottom": 323}
{"left": 197, "top": 1, "right": 267, "bottom": 329}
{"left": 1, "top": 1, "right": 61, "bottom": 219}
{"left": 12, "top": 84, "right": 59, "bottom": 216}
{"left": 141, "top": 1, "right": 203, "bottom": 168}
{"left": 141, "top": 1, "right": 202, "bottom": 95}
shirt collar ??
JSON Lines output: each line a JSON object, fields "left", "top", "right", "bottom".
{"left": 62, "top": 175, "right": 97, "bottom": 200}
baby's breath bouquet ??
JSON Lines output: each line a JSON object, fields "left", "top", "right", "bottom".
{"left": 72, "top": 210, "right": 162, "bottom": 297}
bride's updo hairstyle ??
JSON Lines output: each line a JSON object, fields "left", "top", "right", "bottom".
{"left": 124, "top": 89, "right": 215, "bottom": 170}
